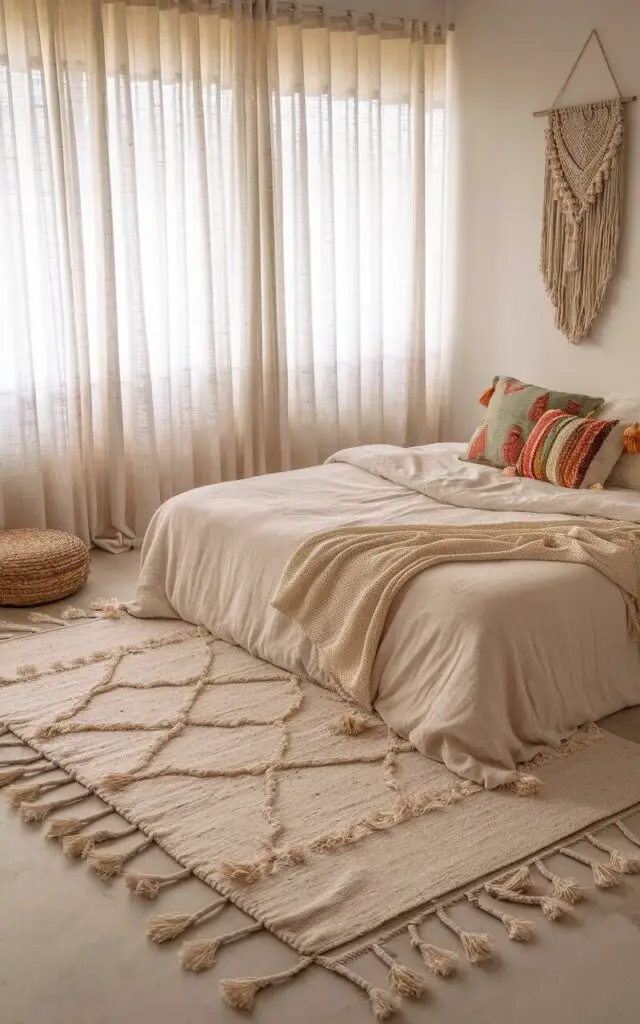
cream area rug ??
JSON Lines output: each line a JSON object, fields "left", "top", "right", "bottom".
{"left": 2, "top": 616, "right": 640, "bottom": 1019}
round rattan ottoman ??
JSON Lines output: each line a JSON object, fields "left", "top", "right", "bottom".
{"left": 0, "top": 529, "right": 90, "bottom": 607}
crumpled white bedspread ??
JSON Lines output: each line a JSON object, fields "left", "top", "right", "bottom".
{"left": 129, "top": 443, "right": 640, "bottom": 788}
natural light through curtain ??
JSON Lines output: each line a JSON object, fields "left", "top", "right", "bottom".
{"left": 0, "top": 0, "right": 448, "bottom": 548}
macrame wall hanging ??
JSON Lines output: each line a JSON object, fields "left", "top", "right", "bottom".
{"left": 534, "top": 30, "right": 636, "bottom": 344}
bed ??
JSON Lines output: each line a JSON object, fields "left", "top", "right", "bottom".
{"left": 130, "top": 442, "right": 640, "bottom": 788}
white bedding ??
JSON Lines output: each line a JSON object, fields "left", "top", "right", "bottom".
{"left": 130, "top": 443, "right": 640, "bottom": 787}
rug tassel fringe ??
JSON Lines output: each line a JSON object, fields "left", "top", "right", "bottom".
{"left": 0, "top": 768, "right": 26, "bottom": 788}
{"left": 371, "top": 944, "right": 428, "bottom": 999}
{"left": 322, "top": 959, "right": 401, "bottom": 1020}
{"left": 485, "top": 883, "right": 569, "bottom": 921}
{"left": 466, "top": 892, "right": 535, "bottom": 941}
{"left": 147, "top": 897, "right": 229, "bottom": 944}
{"left": 586, "top": 833, "right": 640, "bottom": 874}
{"left": 534, "top": 859, "right": 586, "bottom": 904}
{"left": 180, "top": 921, "right": 263, "bottom": 973}
{"left": 8, "top": 778, "right": 73, "bottom": 809}
{"left": 559, "top": 847, "right": 620, "bottom": 888}
{"left": 435, "top": 907, "right": 494, "bottom": 964}
{"left": 124, "top": 867, "right": 191, "bottom": 900}
{"left": 87, "top": 836, "right": 153, "bottom": 880}
{"left": 219, "top": 958, "right": 313, "bottom": 1014}
{"left": 0, "top": 754, "right": 43, "bottom": 769}
{"left": 18, "top": 793, "right": 88, "bottom": 825}
{"left": 27, "top": 612, "right": 69, "bottom": 626}
{"left": 60, "top": 607, "right": 99, "bottom": 621}
{"left": 407, "top": 923, "right": 458, "bottom": 976}
{"left": 616, "top": 819, "right": 640, "bottom": 848}
{"left": 495, "top": 864, "right": 533, "bottom": 893}
{"left": 0, "top": 763, "right": 55, "bottom": 788}
{"left": 88, "top": 597, "right": 129, "bottom": 620}
{"left": 62, "top": 823, "right": 138, "bottom": 859}
{"left": 47, "top": 808, "right": 112, "bottom": 840}
{"left": 332, "top": 712, "right": 376, "bottom": 737}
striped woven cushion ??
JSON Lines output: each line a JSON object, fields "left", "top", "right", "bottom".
{"left": 515, "top": 409, "right": 626, "bottom": 489}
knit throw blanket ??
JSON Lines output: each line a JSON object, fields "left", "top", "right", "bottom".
{"left": 272, "top": 520, "right": 640, "bottom": 707}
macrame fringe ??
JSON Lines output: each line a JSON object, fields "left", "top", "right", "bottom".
{"left": 0, "top": 621, "right": 38, "bottom": 634}
{"left": 0, "top": 763, "right": 55, "bottom": 788}
{"left": 586, "top": 833, "right": 640, "bottom": 874}
{"left": 180, "top": 922, "right": 262, "bottom": 973}
{"left": 371, "top": 944, "right": 428, "bottom": 999}
{"left": 8, "top": 778, "right": 74, "bottom": 809}
{"left": 219, "top": 958, "right": 313, "bottom": 1014}
{"left": 87, "top": 837, "right": 153, "bottom": 881}
{"left": 124, "top": 867, "right": 191, "bottom": 900}
{"left": 47, "top": 808, "right": 112, "bottom": 840}
{"left": 559, "top": 847, "right": 620, "bottom": 889}
{"left": 89, "top": 597, "right": 129, "bottom": 619}
{"left": 407, "top": 922, "right": 458, "bottom": 976}
{"left": 496, "top": 864, "right": 533, "bottom": 893}
{"left": 435, "top": 907, "right": 494, "bottom": 964}
{"left": 62, "top": 824, "right": 138, "bottom": 860}
{"left": 616, "top": 819, "right": 640, "bottom": 848}
{"left": 467, "top": 892, "right": 535, "bottom": 942}
{"left": 534, "top": 860, "right": 586, "bottom": 904}
{"left": 485, "top": 884, "right": 569, "bottom": 921}
{"left": 540, "top": 99, "right": 624, "bottom": 343}
{"left": 147, "top": 897, "right": 228, "bottom": 944}
{"left": 321, "top": 960, "right": 401, "bottom": 1020}
{"left": 27, "top": 612, "right": 69, "bottom": 627}
{"left": 19, "top": 793, "right": 87, "bottom": 824}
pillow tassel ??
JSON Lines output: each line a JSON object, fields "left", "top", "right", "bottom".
{"left": 623, "top": 424, "right": 640, "bottom": 453}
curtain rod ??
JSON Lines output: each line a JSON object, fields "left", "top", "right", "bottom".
{"left": 263, "top": 2, "right": 455, "bottom": 32}
{"left": 154, "top": 1, "right": 455, "bottom": 33}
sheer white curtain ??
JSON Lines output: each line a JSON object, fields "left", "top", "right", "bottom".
{"left": 0, "top": 0, "right": 448, "bottom": 549}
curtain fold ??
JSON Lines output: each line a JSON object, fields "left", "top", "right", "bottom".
{"left": 0, "top": 0, "right": 449, "bottom": 549}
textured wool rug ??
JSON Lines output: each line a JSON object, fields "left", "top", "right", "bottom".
{"left": 2, "top": 616, "right": 640, "bottom": 1019}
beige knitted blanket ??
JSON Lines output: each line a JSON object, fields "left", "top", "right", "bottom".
{"left": 272, "top": 520, "right": 640, "bottom": 708}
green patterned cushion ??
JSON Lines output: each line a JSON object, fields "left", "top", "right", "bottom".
{"left": 462, "top": 376, "right": 604, "bottom": 469}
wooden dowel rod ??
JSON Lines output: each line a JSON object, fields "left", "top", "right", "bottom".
{"left": 533, "top": 96, "right": 637, "bottom": 118}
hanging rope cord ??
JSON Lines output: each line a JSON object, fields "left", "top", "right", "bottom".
{"left": 551, "top": 29, "right": 623, "bottom": 109}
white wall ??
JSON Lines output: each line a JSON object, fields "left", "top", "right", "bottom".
{"left": 446, "top": 0, "right": 640, "bottom": 441}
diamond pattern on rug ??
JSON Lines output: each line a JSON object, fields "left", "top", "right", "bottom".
{"left": 1, "top": 623, "right": 477, "bottom": 895}
{"left": 3, "top": 615, "right": 640, "bottom": 978}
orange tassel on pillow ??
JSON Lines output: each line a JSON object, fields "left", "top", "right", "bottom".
{"left": 623, "top": 424, "right": 640, "bottom": 454}
{"left": 479, "top": 384, "right": 496, "bottom": 408}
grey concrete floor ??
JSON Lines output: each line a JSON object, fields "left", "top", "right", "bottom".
{"left": 1, "top": 550, "right": 640, "bottom": 1024}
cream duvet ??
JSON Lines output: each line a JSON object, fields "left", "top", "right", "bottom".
{"left": 130, "top": 443, "right": 640, "bottom": 788}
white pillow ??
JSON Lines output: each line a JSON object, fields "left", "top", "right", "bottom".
{"left": 593, "top": 394, "right": 640, "bottom": 489}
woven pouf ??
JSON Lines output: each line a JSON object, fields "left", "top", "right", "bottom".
{"left": 0, "top": 529, "right": 90, "bottom": 607}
